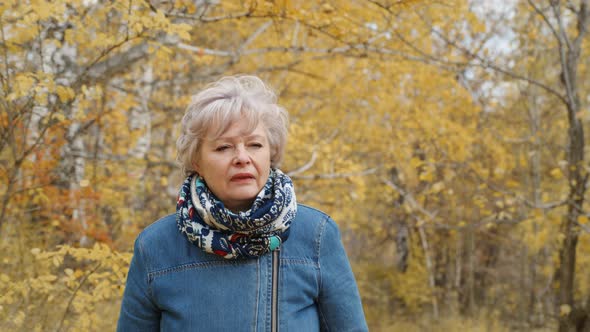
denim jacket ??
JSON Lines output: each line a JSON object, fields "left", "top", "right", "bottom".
{"left": 117, "top": 204, "right": 368, "bottom": 331}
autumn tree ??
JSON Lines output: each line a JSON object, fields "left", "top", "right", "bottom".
{"left": 370, "top": 0, "right": 590, "bottom": 329}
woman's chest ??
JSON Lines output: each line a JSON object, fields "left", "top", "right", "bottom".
{"left": 150, "top": 253, "right": 320, "bottom": 332}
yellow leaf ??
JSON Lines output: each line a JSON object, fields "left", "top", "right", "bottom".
{"left": 14, "top": 311, "right": 25, "bottom": 326}
{"left": 506, "top": 180, "right": 519, "bottom": 188}
{"left": 560, "top": 304, "right": 571, "bottom": 316}
{"left": 410, "top": 157, "right": 423, "bottom": 168}
{"left": 578, "top": 215, "right": 588, "bottom": 224}
{"left": 50, "top": 113, "right": 66, "bottom": 122}
{"left": 56, "top": 85, "right": 75, "bottom": 102}
{"left": 64, "top": 30, "right": 75, "bottom": 44}
{"left": 557, "top": 233, "right": 566, "bottom": 244}
{"left": 13, "top": 73, "right": 36, "bottom": 99}
{"left": 321, "top": 3, "right": 335, "bottom": 13}
{"left": 550, "top": 168, "right": 563, "bottom": 179}
{"left": 32, "top": 190, "right": 49, "bottom": 204}
{"left": 431, "top": 181, "right": 444, "bottom": 193}
{"left": 419, "top": 171, "right": 434, "bottom": 182}
{"left": 35, "top": 1, "right": 54, "bottom": 20}
{"left": 493, "top": 167, "right": 505, "bottom": 176}
{"left": 175, "top": 23, "right": 192, "bottom": 41}
{"left": 40, "top": 275, "right": 57, "bottom": 282}
{"left": 403, "top": 204, "right": 413, "bottom": 213}
{"left": 158, "top": 45, "right": 173, "bottom": 54}
{"left": 52, "top": 256, "right": 61, "bottom": 267}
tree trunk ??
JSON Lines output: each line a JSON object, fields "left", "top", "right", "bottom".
{"left": 556, "top": 1, "right": 589, "bottom": 330}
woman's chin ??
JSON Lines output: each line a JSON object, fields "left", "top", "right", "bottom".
{"left": 222, "top": 192, "right": 259, "bottom": 210}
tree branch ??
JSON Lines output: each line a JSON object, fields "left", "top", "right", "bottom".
{"left": 527, "top": 0, "right": 561, "bottom": 43}
{"left": 286, "top": 150, "right": 317, "bottom": 177}
{"left": 291, "top": 167, "right": 378, "bottom": 180}
{"left": 56, "top": 262, "right": 102, "bottom": 332}
{"left": 418, "top": 11, "right": 569, "bottom": 105}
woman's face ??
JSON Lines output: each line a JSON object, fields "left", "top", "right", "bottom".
{"left": 195, "top": 120, "right": 271, "bottom": 212}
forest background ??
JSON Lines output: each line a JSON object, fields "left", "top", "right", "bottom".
{"left": 1, "top": 0, "right": 590, "bottom": 331}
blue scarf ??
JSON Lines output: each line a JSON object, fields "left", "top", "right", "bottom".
{"left": 176, "top": 169, "right": 297, "bottom": 259}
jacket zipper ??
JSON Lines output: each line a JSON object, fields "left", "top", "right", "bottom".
{"left": 271, "top": 248, "right": 280, "bottom": 332}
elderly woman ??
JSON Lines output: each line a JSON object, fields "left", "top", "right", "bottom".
{"left": 117, "top": 75, "right": 368, "bottom": 331}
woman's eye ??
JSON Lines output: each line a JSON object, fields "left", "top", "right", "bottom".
{"left": 215, "top": 145, "right": 231, "bottom": 151}
{"left": 249, "top": 143, "right": 263, "bottom": 148}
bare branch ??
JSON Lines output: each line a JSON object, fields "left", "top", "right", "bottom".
{"left": 176, "top": 43, "right": 233, "bottom": 57}
{"left": 239, "top": 20, "right": 273, "bottom": 52}
{"left": 255, "top": 62, "right": 325, "bottom": 80}
{"left": 573, "top": 0, "right": 590, "bottom": 50}
{"left": 576, "top": 220, "right": 590, "bottom": 233}
{"left": 466, "top": 165, "right": 568, "bottom": 211}
{"left": 382, "top": 177, "right": 438, "bottom": 221}
{"left": 56, "top": 262, "right": 102, "bottom": 332}
{"left": 291, "top": 167, "right": 378, "bottom": 180}
{"left": 286, "top": 150, "right": 317, "bottom": 177}
{"left": 179, "top": 11, "right": 256, "bottom": 23}
{"left": 85, "top": 41, "right": 149, "bottom": 80}
{"left": 423, "top": 17, "right": 568, "bottom": 105}
{"left": 527, "top": 0, "right": 561, "bottom": 42}
{"left": 550, "top": 1, "right": 574, "bottom": 51}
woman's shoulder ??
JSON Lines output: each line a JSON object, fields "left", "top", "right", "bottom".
{"left": 295, "top": 203, "right": 330, "bottom": 221}
{"left": 283, "top": 204, "right": 342, "bottom": 260}
{"left": 292, "top": 203, "right": 339, "bottom": 236}
{"left": 131, "top": 214, "right": 205, "bottom": 269}
{"left": 135, "top": 213, "right": 179, "bottom": 245}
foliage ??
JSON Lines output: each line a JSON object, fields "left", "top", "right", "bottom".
{"left": 1, "top": 0, "right": 589, "bottom": 330}
{"left": 0, "top": 236, "right": 130, "bottom": 331}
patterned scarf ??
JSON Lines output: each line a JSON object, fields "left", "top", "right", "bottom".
{"left": 176, "top": 169, "right": 297, "bottom": 259}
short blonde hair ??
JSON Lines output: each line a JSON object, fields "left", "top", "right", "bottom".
{"left": 176, "top": 75, "right": 289, "bottom": 176}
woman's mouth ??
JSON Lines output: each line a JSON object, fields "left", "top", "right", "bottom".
{"left": 231, "top": 173, "right": 255, "bottom": 181}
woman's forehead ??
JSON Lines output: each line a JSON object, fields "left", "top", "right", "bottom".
{"left": 205, "top": 120, "right": 266, "bottom": 140}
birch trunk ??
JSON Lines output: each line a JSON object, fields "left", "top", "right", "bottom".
{"left": 552, "top": 1, "right": 589, "bottom": 330}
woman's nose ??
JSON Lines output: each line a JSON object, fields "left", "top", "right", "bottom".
{"left": 233, "top": 146, "right": 251, "bottom": 165}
